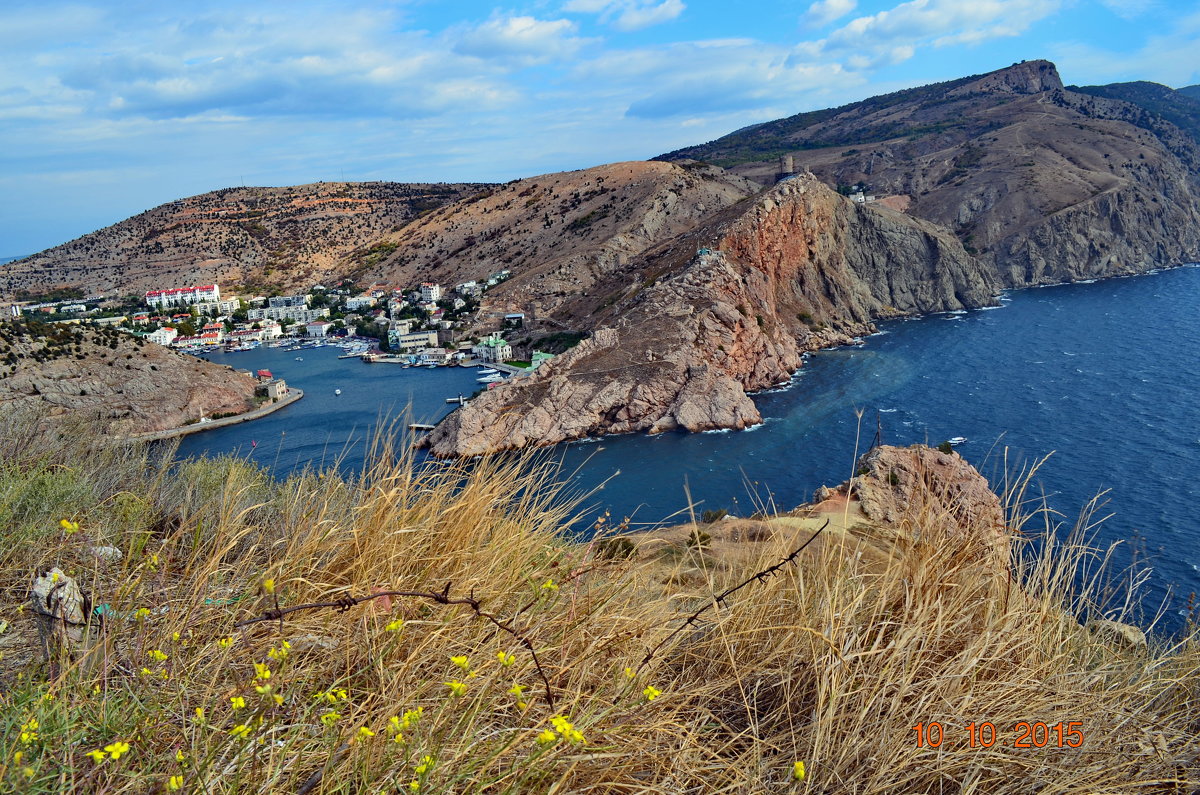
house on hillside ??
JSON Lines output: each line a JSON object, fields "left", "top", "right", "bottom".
{"left": 472, "top": 332, "right": 511, "bottom": 363}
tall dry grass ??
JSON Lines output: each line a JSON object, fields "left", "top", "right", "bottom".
{"left": 0, "top": 417, "right": 1197, "bottom": 793}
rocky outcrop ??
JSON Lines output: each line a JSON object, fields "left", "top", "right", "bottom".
{"left": 816, "top": 444, "right": 1006, "bottom": 539}
{"left": 423, "top": 175, "right": 994, "bottom": 456}
{"left": 0, "top": 321, "right": 257, "bottom": 434}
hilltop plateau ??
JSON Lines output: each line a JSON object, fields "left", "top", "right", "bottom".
{"left": 0, "top": 181, "right": 486, "bottom": 300}
{"left": 0, "top": 318, "right": 258, "bottom": 434}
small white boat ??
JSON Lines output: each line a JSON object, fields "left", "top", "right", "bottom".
{"left": 477, "top": 373, "right": 506, "bottom": 383}
{"left": 295, "top": 357, "right": 303, "bottom": 361}
{"left": 334, "top": 389, "right": 342, "bottom": 396}
{"left": 948, "top": 436, "right": 967, "bottom": 446}
{"left": 477, "top": 367, "right": 499, "bottom": 375}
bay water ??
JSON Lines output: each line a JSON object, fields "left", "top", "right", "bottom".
{"left": 179, "top": 264, "right": 1200, "bottom": 630}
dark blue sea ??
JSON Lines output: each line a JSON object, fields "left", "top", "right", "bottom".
{"left": 179, "top": 265, "right": 1200, "bottom": 630}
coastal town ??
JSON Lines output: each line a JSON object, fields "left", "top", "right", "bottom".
{"left": 5, "top": 271, "right": 562, "bottom": 386}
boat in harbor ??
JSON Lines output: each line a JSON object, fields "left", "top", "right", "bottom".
{"left": 477, "top": 373, "right": 506, "bottom": 383}
{"left": 948, "top": 436, "right": 967, "bottom": 446}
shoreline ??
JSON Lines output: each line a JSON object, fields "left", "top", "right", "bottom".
{"left": 121, "top": 388, "right": 304, "bottom": 443}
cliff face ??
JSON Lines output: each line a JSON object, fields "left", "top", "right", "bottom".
{"left": 423, "top": 175, "right": 993, "bottom": 456}
{"left": 0, "top": 321, "right": 257, "bottom": 434}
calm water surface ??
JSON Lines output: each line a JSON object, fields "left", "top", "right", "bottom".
{"left": 179, "top": 265, "right": 1200, "bottom": 627}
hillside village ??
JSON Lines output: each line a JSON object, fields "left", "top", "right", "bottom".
{"left": 4, "top": 269, "right": 565, "bottom": 373}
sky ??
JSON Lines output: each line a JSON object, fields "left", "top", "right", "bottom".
{"left": 2, "top": 0, "right": 1199, "bottom": 257}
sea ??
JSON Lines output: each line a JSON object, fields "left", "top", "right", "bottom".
{"left": 178, "top": 264, "right": 1200, "bottom": 631}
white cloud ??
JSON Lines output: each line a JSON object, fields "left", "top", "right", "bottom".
{"left": 563, "top": 0, "right": 685, "bottom": 32}
{"left": 1051, "top": 9, "right": 1200, "bottom": 86}
{"left": 1097, "top": 0, "right": 1153, "bottom": 20}
{"left": 804, "top": 0, "right": 856, "bottom": 28}
{"left": 813, "top": 0, "right": 1063, "bottom": 67}
{"left": 576, "top": 39, "right": 862, "bottom": 119}
{"left": 453, "top": 15, "right": 585, "bottom": 65}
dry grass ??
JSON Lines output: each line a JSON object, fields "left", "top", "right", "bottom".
{"left": 1, "top": 418, "right": 1198, "bottom": 793}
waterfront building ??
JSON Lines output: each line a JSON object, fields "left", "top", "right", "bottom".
{"left": 392, "top": 330, "right": 439, "bottom": 351}
{"left": 306, "top": 319, "right": 333, "bottom": 337}
{"left": 472, "top": 332, "right": 511, "bottom": 363}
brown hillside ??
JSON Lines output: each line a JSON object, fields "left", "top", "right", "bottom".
{"left": 0, "top": 318, "right": 257, "bottom": 434}
{"left": 1, "top": 181, "right": 487, "bottom": 301}
{"left": 358, "top": 161, "right": 760, "bottom": 326}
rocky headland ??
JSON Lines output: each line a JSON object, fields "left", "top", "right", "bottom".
{"left": 421, "top": 174, "right": 995, "bottom": 456}
{"left": 0, "top": 320, "right": 258, "bottom": 434}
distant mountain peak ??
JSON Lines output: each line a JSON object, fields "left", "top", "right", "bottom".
{"left": 953, "top": 59, "right": 1063, "bottom": 96}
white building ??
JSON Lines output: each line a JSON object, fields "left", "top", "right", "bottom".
{"left": 192, "top": 299, "right": 240, "bottom": 316}
{"left": 249, "top": 306, "right": 330, "bottom": 323}
{"left": 345, "top": 294, "right": 377, "bottom": 311}
{"left": 146, "top": 326, "right": 178, "bottom": 346}
{"left": 472, "top": 332, "right": 512, "bottom": 363}
{"left": 268, "top": 294, "right": 310, "bottom": 308}
{"left": 306, "top": 319, "right": 333, "bottom": 337}
{"left": 392, "top": 330, "right": 439, "bottom": 351}
{"left": 145, "top": 284, "right": 220, "bottom": 309}
{"left": 417, "top": 347, "right": 449, "bottom": 365}
{"left": 420, "top": 283, "right": 442, "bottom": 303}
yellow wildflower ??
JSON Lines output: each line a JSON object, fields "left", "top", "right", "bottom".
{"left": 230, "top": 696, "right": 246, "bottom": 710}
{"left": 445, "top": 680, "right": 467, "bottom": 697}
{"left": 320, "top": 711, "right": 341, "bottom": 726}
{"left": 175, "top": 750, "right": 186, "bottom": 763}
{"left": 385, "top": 619, "right": 404, "bottom": 632}
{"left": 508, "top": 684, "right": 525, "bottom": 698}
{"left": 254, "top": 663, "right": 271, "bottom": 680}
{"left": 13, "top": 752, "right": 21, "bottom": 765}
{"left": 217, "top": 637, "right": 234, "bottom": 649}
{"left": 642, "top": 685, "right": 662, "bottom": 702}
{"left": 194, "top": 707, "right": 206, "bottom": 723}
{"left": 59, "top": 519, "right": 80, "bottom": 535}
{"left": 497, "top": 650, "right": 515, "bottom": 667}
{"left": 22, "top": 767, "right": 34, "bottom": 780}
{"left": 537, "top": 729, "right": 557, "bottom": 745}
{"left": 273, "top": 693, "right": 285, "bottom": 706}
{"left": 167, "top": 775, "right": 184, "bottom": 791}
{"left": 254, "top": 683, "right": 273, "bottom": 696}
{"left": 104, "top": 741, "right": 130, "bottom": 760}
{"left": 792, "top": 761, "right": 806, "bottom": 782}
{"left": 623, "top": 666, "right": 636, "bottom": 679}
{"left": 134, "top": 608, "right": 150, "bottom": 621}
{"left": 267, "top": 641, "right": 290, "bottom": 660}
{"left": 408, "top": 781, "right": 420, "bottom": 793}
{"left": 229, "top": 724, "right": 251, "bottom": 739}
{"left": 172, "top": 632, "right": 182, "bottom": 643}
{"left": 541, "top": 579, "right": 558, "bottom": 592}
{"left": 148, "top": 649, "right": 168, "bottom": 662}
{"left": 450, "top": 655, "right": 470, "bottom": 671}
{"left": 262, "top": 578, "right": 275, "bottom": 595}
{"left": 86, "top": 749, "right": 107, "bottom": 764}
{"left": 357, "top": 726, "right": 375, "bottom": 741}
{"left": 414, "top": 755, "right": 434, "bottom": 775}
{"left": 388, "top": 715, "right": 402, "bottom": 733}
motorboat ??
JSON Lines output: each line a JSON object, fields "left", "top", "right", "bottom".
{"left": 947, "top": 436, "right": 967, "bottom": 446}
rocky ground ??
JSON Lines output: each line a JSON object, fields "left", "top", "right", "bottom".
{"left": 0, "top": 320, "right": 257, "bottom": 434}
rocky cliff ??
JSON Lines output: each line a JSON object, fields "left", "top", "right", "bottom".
{"left": 422, "top": 175, "right": 994, "bottom": 456}
{"left": 0, "top": 320, "right": 258, "bottom": 434}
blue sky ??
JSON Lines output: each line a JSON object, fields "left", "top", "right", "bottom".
{"left": 2, "top": 0, "right": 1198, "bottom": 256}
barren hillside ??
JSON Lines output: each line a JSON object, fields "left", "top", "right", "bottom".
{"left": 357, "top": 161, "right": 760, "bottom": 325}
{"left": 1, "top": 181, "right": 487, "bottom": 300}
